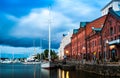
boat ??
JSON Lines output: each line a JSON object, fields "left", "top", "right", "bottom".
{"left": 2, "top": 59, "right": 12, "bottom": 64}
{"left": 41, "top": 6, "right": 55, "bottom": 69}
{"left": 23, "top": 55, "right": 41, "bottom": 64}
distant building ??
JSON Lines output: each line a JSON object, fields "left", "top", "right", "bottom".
{"left": 71, "top": 22, "right": 88, "bottom": 59}
{"left": 64, "top": 43, "right": 71, "bottom": 58}
{"left": 71, "top": 29, "right": 79, "bottom": 59}
{"left": 101, "top": 0, "right": 120, "bottom": 16}
{"left": 58, "top": 32, "right": 73, "bottom": 60}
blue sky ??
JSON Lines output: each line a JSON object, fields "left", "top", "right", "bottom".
{"left": 0, "top": 0, "right": 111, "bottom": 58}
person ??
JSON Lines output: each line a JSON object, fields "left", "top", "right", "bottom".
{"left": 62, "top": 55, "right": 66, "bottom": 64}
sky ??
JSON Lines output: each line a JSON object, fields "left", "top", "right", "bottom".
{"left": 0, "top": 0, "right": 111, "bottom": 58}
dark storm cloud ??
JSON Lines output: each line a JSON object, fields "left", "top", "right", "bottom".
{"left": 0, "top": 0, "right": 55, "bottom": 17}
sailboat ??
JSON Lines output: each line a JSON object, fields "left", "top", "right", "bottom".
{"left": 41, "top": 6, "right": 55, "bottom": 69}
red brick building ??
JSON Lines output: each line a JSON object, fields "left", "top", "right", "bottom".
{"left": 64, "top": 9, "right": 120, "bottom": 62}
{"left": 64, "top": 43, "right": 71, "bottom": 58}
{"left": 86, "top": 15, "right": 107, "bottom": 60}
{"left": 71, "top": 29, "right": 78, "bottom": 59}
{"left": 102, "top": 8, "right": 120, "bottom": 61}
{"left": 71, "top": 22, "right": 87, "bottom": 59}
{"left": 77, "top": 22, "right": 87, "bottom": 60}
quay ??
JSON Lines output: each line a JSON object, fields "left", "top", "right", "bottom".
{"left": 55, "top": 60, "right": 120, "bottom": 77}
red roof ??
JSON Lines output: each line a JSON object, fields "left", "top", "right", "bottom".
{"left": 86, "top": 15, "right": 107, "bottom": 37}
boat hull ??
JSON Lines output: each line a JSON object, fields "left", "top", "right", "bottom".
{"left": 41, "top": 62, "right": 55, "bottom": 69}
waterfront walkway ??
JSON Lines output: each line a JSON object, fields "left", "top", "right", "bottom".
{"left": 56, "top": 59, "right": 120, "bottom": 76}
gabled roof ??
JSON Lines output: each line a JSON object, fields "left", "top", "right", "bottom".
{"left": 101, "top": 8, "right": 120, "bottom": 32}
{"left": 86, "top": 15, "right": 107, "bottom": 37}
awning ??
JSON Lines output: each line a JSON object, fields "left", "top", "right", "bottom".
{"left": 108, "top": 39, "right": 120, "bottom": 45}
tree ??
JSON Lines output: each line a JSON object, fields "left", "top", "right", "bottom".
{"left": 34, "top": 49, "right": 58, "bottom": 60}
{"left": 42, "top": 49, "right": 58, "bottom": 60}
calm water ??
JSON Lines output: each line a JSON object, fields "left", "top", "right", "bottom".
{"left": 0, "top": 63, "right": 119, "bottom": 78}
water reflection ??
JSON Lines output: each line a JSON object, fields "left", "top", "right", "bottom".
{"left": 41, "top": 69, "right": 50, "bottom": 78}
{"left": 0, "top": 64, "right": 120, "bottom": 78}
{"left": 56, "top": 68, "right": 120, "bottom": 78}
{"left": 58, "top": 69, "right": 69, "bottom": 78}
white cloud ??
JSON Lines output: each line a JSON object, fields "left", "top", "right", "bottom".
{"left": 10, "top": 7, "right": 78, "bottom": 40}
{"left": 9, "top": 0, "right": 111, "bottom": 47}
{"left": 54, "top": 0, "right": 99, "bottom": 19}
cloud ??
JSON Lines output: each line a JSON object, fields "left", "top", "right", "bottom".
{"left": 9, "top": 8, "right": 78, "bottom": 43}
{"left": 0, "top": 0, "right": 111, "bottom": 50}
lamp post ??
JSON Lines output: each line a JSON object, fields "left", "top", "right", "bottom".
{"left": 65, "top": 50, "right": 69, "bottom": 59}
{"left": 82, "top": 46, "right": 85, "bottom": 64}
{"left": 105, "top": 40, "right": 108, "bottom": 63}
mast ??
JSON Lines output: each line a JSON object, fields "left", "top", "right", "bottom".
{"left": 33, "top": 40, "right": 36, "bottom": 55}
{"left": 48, "top": 6, "right": 51, "bottom": 61}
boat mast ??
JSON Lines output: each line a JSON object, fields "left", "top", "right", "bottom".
{"left": 33, "top": 40, "right": 36, "bottom": 55}
{"left": 48, "top": 6, "right": 51, "bottom": 62}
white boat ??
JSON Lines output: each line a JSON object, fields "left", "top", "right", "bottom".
{"left": 2, "top": 59, "right": 12, "bottom": 64}
{"left": 41, "top": 61, "right": 55, "bottom": 69}
{"left": 23, "top": 55, "right": 41, "bottom": 64}
{"left": 41, "top": 6, "right": 55, "bottom": 69}
{"left": 23, "top": 61, "right": 41, "bottom": 64}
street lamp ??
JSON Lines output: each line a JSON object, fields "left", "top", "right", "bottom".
{"left": 82, "top": 46, "right": 85, "bottom": 64}
{"left": 105, "top": 40, "right": 108, "bottom": 63}
{"left": 65, "top": 50, "right": 69, "bottom": 58}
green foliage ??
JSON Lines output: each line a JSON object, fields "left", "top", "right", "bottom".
{"left": 34, "top": 49, "right": 58, "bottom": 60}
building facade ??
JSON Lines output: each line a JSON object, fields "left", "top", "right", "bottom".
{"left": 59, "top": 32, "right": 72, "bottom": 60}
{"left": 71, "top": 29, "right": 78, "bottom": 59}
{"left": 62, "top": 0, "right": 120, "bottom": 61}
{"left": 64, "top": 43, "right": 71, "bottom": 58}
{"left": 102, "top": 8, "right": 120, "bottom": 61}
{"left": 86, "top": 15, "right": 107, "bottom": 60}
{"left": 101, "top": 0, "right": 120, "bottom": 16}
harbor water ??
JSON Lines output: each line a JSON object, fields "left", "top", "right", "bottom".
{"left": 0, "top": 63, "right": 119, "bottom": 78}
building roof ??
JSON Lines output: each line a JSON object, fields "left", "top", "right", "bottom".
{"left": 80, "top": 22, "right": 89, "bottom": 28}
{"left": 92, "top": 28, "right": 102, "bottom": 32}
{"left": 73, "top": 29, "right": 79, "bottom": 34}
{"left": 115, "top": 11, "right": 120, "bottom": 16}
{"left": 101, "top": 0, "right": 120, "bottom": 11}
{"left": 109, "top": 8, "right": 120, "bottom": 19}
{"left": 86, "top": 15, "right": 107, "bottom": 37}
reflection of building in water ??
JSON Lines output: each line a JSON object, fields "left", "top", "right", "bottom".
{"left": 58, "top": 69, "right": 69, "bottom": 78}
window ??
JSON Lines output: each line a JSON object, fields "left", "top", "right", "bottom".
{"left": 111, "top": 38, "right": 113, "bottom": 41}
{"left": 99, "top": 39, "right": 101, "bottom": 45}
{"left": 115, "top": 36, "right": 117, "bottom": 40}
{"left": 119, "top": 26, "right": 120, "bottom": 32}
{"left": 114, "top": 26, "right": 116, "bottom": 34}
{"left": 110, "top": 27, "right": 114, "bottom": 35}
{"left": 119, "top": 35, "right": 120, "bottom": 39}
